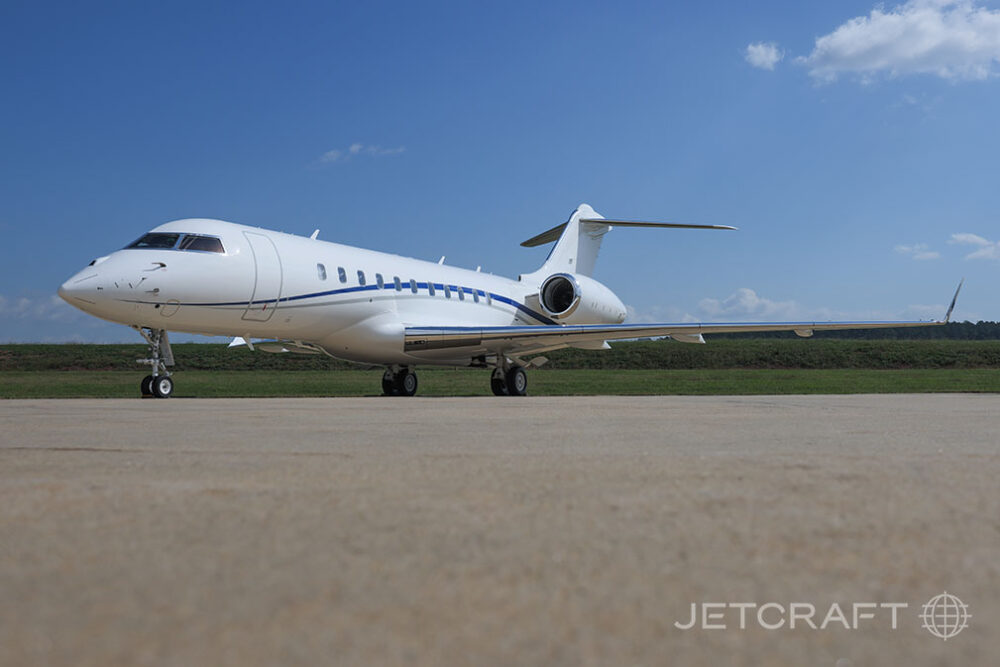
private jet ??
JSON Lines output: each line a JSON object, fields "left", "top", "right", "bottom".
{"left": 58, "top": 204, "right": 959, "bottom": 397}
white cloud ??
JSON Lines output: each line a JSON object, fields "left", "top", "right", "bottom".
{"left": 895, "top": 242, "right": 941, "bottom": 260}
{"left": 0, "top": 293, "right": 79, "bottom": 322}
{"left": 799, "top": 0, "right": 1000, "bottom": 82}
{"left": 320, "top": 148, "right": 344, "bottom": 162}
{"left": 745, "top": 42, "right": 784, "bottom": 70}
{"left": 625, "top": 304, "right": 697, "bottom": 324}
{"left": 698, "top": 287, "right": 801, "bottom": 320}
{"left": 949, "top": 231, "right": 1000, "bottom": 259}
{"left": 319, "top": 143, "right": 406, "bottom": 163}
{"left": 628, "top": 287, "right": 959, "bottom": 327}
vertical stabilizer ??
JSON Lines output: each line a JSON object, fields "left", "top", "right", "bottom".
{"left": 532, "top": 204, "right": 610, "bottom": 277}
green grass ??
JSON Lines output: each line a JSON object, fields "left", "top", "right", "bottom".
{"left": 2, "top": 368, "right": 998, "bottom": 398}
{"left": 2, "top": 341, "right": 998, "bottom": 398}
{"left": 4, "top": 340, "right": 1000, "bottom": 371}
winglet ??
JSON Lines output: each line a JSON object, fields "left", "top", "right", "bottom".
{"left": 944, "top": 279, "right": 964, "bottom": 323}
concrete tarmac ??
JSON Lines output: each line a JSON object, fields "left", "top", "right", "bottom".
{"left": 1, "top": 395, "right": 997, "bottom": 666}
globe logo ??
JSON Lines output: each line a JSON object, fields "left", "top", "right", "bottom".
{"left": 919, "top": 592, "right": 971, "bottom": 640}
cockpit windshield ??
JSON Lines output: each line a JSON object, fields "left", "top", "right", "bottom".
{"left": 178, "top": 235, "right": 225, "bottom": 253}
{"left": 126, "top": 233, "right": 225, "bottom": 253}
{"left": 128, "top": 233, "right": 181, "bottom": 249}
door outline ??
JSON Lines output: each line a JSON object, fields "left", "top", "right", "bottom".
{"left": 242, "top": 232, "right": 283, "bottom": 322}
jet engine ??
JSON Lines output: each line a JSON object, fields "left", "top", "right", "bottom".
{"left": 537, "top": 273, "right": 626, "bottom": 324}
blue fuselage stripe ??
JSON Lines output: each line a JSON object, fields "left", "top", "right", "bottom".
{"left": 170, "top": 283, "right": 558, "bottom": 325}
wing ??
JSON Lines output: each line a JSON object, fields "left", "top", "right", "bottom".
{"left": 404, "top": 318, "right": 947, "bottom": 356}
{"left": 406, "top": 281, "right": 964, "bottom": 357}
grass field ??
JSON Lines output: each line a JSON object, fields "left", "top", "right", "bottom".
{"left": 2, "top": 368, "right": 998, "bottom": 398}
{"left": 4, "top": 339, "right": 1000, "bottom": 372}
{"left": 2, "top": 341, "right": 998, "bottom": 397}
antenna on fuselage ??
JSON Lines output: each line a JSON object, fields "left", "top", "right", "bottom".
{"left": 310, "top": 229, "right": 320, "bottom": 240}
{"left": 438, "top": 256, "right": 445, "bottom": 264}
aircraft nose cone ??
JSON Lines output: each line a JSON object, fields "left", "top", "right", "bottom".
{"left": 58, "top": 272, "right": 100, "bottom": 307}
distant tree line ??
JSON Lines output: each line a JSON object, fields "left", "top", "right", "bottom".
{"left": 712, "top": 321, "right": 1000, "bottom": 340}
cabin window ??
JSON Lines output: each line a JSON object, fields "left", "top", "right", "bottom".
{"left": 338, "top": 267, "right": 347, "bottom": 283}
{"left": 179, "top": 235, "right": 225, "bottom": 253}
{"left": 444, "top": 285, "right": 451, "bottom": 298}
{"left": 410, "top": 279, "right": 418, "bottom": 293}
{"left": 485, "top": 291, "right": 492, "bottom": 305}
{"left": 428, "top": 282, "right": 436, "bottom": 296}
{"left": 457, "top": 287, "right": 465, "bottom": 301}
{"left": 317, "top": 263, "right": 327, "bottom": 280}
{"left": 126, "top": 233, "right": 180, "bottom": 249}
{"left": 357, "top": 270, "right": 366, "bottom": 286}
{"left": 473, "top": 290, "right": 480, "bottom": 303}
{"left": 376, "top": 273, "right": 384, "bottom": 288}
{"left": 393, "top": 277, "right": 402, "bottom": 291}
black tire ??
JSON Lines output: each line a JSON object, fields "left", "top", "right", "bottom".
{"left": 490, "top": 369, "right": 508, "bottom": 396}
{"left": 397, "top": 370, "right": 418, "bottom": 397}
{"left": 505, "top": 366, "right": 528, "bottom": 396}
{"left": 152, "top": 375, "right": 174, "bottom": 399}
{"left": 381, "top": 369, "right": 398, "bottom": 396}
{"left": 141, "top": 375, "right": 155, "bottom": 397}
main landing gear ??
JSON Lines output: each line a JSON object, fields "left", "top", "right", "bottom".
{"left": 490, "top": 365, "right": 528, "bottom": 396}
{"left": 134, "top": 326, "right": 175, "bottom": 398}
{"left": 382, "top": 367, "right": 419, "bottom": 396}
{"left": 380, "top": 360, "right": 531, "bottom": 397}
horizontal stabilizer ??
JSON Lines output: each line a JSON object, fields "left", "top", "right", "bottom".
{"left": 521, "top": 219, "right": 736, "bottom": 247}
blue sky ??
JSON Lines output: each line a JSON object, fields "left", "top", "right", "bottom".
{"left": 1, "top": 0, "right": 998, "bottom": 342}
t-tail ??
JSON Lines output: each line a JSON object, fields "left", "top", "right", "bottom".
{"left": 518, "top": 204, "right": 736, "bottom": 325}
{"left": 520, "top": 203, "right": 736, "bottom": 278}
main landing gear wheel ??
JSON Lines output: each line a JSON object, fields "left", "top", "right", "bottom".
{"left": 491, "top": 368, "right": 508, "bottom": 396}
{"left": 141, "top": 375, "right": 155, "bottom": 397}
{"left": 505, "top": 366, "right": 528, "bottom": 396}
{"left": 383, "top": 368, "right": 419, "bottom": 396}
{"left": 491, "top": 366, "right": 527, "bottom": 396}
{"left": 152, "top": 375, "right": 174, "bottom": 398}
{"left": 382, "top": 369, "right": 397, "bottom": 395}
{"left": 398, "top": 370, "right": 418, "bottom": 396}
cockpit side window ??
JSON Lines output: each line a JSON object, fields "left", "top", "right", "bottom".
{"left": 127, "top": 233, "right": 181, "bottom": 249}
{"left": 179, "top": 235, "right": 225, "bottom": 253}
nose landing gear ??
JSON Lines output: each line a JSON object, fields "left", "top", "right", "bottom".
{"left": 134, "top": 326, "right": 175, "bottom": 398}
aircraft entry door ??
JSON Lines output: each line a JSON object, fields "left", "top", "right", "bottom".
{"left": 242, "top": 232, "right": 283, "bottom": 322}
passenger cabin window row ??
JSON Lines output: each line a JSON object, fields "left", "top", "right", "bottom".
{"left": 127, "top": 233, "right": 225, "bottom": 254}
{"left": 318, "top": 265, "right": 493, "bottom": 305}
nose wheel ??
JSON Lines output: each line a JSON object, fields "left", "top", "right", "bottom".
{"left": 134, "top": 326, "right": 175, "bottom": 399}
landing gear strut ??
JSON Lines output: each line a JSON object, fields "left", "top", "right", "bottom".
{"left": 491, "top": 363, "right": 528, "bottom": 396}
{"left": 382, "top": 367, "right": 418, "bottom": 396}
{"left": 134, "top": 327, "right": 175, "bottom": 398}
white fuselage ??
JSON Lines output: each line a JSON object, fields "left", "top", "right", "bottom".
{"left": 58, "top": 218, "right": 627, "bottom": 366}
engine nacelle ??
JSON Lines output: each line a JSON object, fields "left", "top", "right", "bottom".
{"left": 537, "top": 273, "right": 626, "bottom": 324}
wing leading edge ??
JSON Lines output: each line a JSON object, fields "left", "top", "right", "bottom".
{"left": 404, "top": 319, "right": 946, "bottom": 353}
